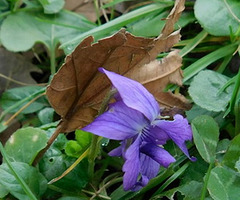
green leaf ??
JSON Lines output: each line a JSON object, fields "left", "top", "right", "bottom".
{"left": 162, "top": 181, "right": 203, "bottom": 200}
{"left": 52, "top": 133, "right": 68, "bottom": 151}
{"left": 0, "top": 122, "right": 7, "bottom": 133}
{"left": 0, "top": 183, "right": 8, "bottom": 198}
{"left": 235, "top": 157, "right": 240, "bottom": 173}
{"left": 39, "top": 147, "right": 88, "bottom": 192}
{"left": 65, "top": 141, "right": 83, "bottom": 158}
{"left": 186, "top": 104, "right": 225, "bottom": 125}
{"left": 4, "top": 127, "right": 48, "bottom": 165}
{"left": 0, "top": 0, "right": 8, "bottom": 10}
{"left": 207, "top": 166, "right": 240, "bottom": 200}
{"left": 127, "top": 11, "right": 195, "bottom": 37}
{"left": 38, "top": 107, "right": 55, "bottom": 124}
{"left": 222, "top": 134, "right": 240, "bottom": 170}
{"left": 0, "top": 162, "right": 47, "bottom": 200}
{"left": 127, "top": 10, "right": 168, "bottom": 37}
{"left": 189, "top": 70, "right": 234, "bottom": 112}
{"left": 38, "top": 0, "right": 65, "bottom": 14}
{"left": 58, "top": 197, "right": 88, "bottom": 200}
{"left": 75, "top": 130, "right": 92, "bottom": 148}
{"left": 192, "top": 115, "right": 219, "bottom": 163}
{"left": 0, "top": 10, "right": 95, "bottom": 52}
{"left": 216, "top": 139, "right": 231, "bottom": 163}
{"left": 65, "top": 130, "right": 92, "bottom": 158}
{"left": 0, "top": 86, "right": 47, "bottom": 114}
{"left": 0, "top": 142, "right": 38, "bottom": 200}
{"left": 194, "top": 0, "right": 240, "bottom": 36}
{"left": 180, "top": 153, "right": 209, "bottom": 184}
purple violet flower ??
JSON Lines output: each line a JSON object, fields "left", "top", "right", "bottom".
{"left": 83, "top": 68, "right": 195, "bottom": 191}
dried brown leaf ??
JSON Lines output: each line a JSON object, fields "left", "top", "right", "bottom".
{"left": 47, "top": 0, "right": 188, "bottom": 132}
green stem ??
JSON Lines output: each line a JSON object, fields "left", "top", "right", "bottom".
{"left": 93, "top": 0, "right": 101, "bottom": 25}
{"left": 200, "top": 162, "right": 214, "bottom": 200}
{"left": 88, "top": 134, "right": 101, "bottom": 180}
{"left": 235, "top": 102, "right": 240, "bottom": 135}
{"left": 13, "top": 0, "right": 22, "bottom": 12}
{"left": 230, "top": 64, "right": 240, "bottom": 112}
{"left": 50, "top": 46, "right": 56, "bottom": 74}
{"left": 0, "top": 142, "right": 38, "bottom": 200}
{"left": 49, "top": 21, "right": 57, "bottom": 75}
{"left": 88, "top": 89, "right": 116, "bottom": 180}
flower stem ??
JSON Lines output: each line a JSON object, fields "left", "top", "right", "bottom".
{"left": 88, "top": 89, "right": 116, "bottom": 180}
{"left": 200, "top": 162, "right": 214, "bottom": 200}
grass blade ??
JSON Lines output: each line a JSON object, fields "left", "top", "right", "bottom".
{"left": 60, "top": 3, "right": 172, "bottom": 54}
{"left": 183, "top": 43, "right": 238, "bottom": 83}
{"left": 180, "top": 30, "right": 208, "bottom": 57}
{"left": 0, "top": 142, "right": 38, "bottom": 200}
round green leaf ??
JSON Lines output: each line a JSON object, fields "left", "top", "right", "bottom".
{"left": 207, "top": 166, "right": 240, "bottom": 200}
{"left": 192, "top": 115, "right": 219, "bottom": 163}
{"left": 194, "top": 0, "right": 240, "bottom": 36}
{"left": 189, "top": 70, "right": 234, "bottom": 112}
{"left": 4, "top": 127, "right": 48, "bottom": 165}
{"left": 0, "top": 162, "right": 47, "bottom": 200}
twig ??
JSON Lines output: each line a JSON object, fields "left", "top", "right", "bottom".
{"left": 32, "top": 123, "right": 63, "bottom": 166}
{"left": 100, "top": 0, "right": 109, "bottom": 22}
{"left": 0, "top": 73, "right": 47, "bottom": 86}
{"left": 3, "top": 92, "right": 46, "bottom": 126}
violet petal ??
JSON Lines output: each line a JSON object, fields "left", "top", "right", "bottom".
{"left": 140, "top": 143, "right": 176, "bottom": 168}
{"left": 147, "top": 125, "right": 170, "bottom": 145}
{"left": 156, "top": 114, "right": 194, "bottom": 160}
{"left": 122, "top": 137, "right": 141, "bottom": 191}
{"left": 99, "top": 68, "right": 160, "bottom": 122}
{"left": 140, "top": 153, "right": 160, "bottom": 180}
{"left": 83, "top": 101, "right": 147, "bottom": 140}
